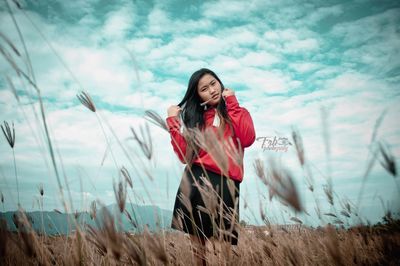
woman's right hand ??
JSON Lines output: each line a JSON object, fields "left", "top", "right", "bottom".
{"left": 167, "top": 105, "right": 182, "bottom": 117}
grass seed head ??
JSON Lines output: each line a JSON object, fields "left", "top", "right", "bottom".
{"left": 144, "top": 110, "right": 168, "bottom": 131}
{"left": 77, "top": 91, "right": 96, "bottom": 112}
{"left": 38, "top": 183, "right": 44, "bottom": 196}
{"left": 90, "top": 200, "right": 97, "bottom": 220}
{"left": 114, "top": 178, "right": 127, "bottom": 213}
{"left": 120, "top": 166, "right": 133, "bottom": 189}
{"left": 130, "top": 123, "right": 153, "bottom": 160}
{"left": 291, "top": 126, "right": 305, "bottom": 166}
{"left": 378, "top": 141, "right": 397, "bottom": 177}
{"left": 1, "top": 121, "right": 15, "bottom": 148}
{"left": 268, "top": 157, "right": 304, "bottom": 212}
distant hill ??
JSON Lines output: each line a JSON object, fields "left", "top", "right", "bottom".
{"left": 0, "top": 203, "right": 173, "bottom": 235}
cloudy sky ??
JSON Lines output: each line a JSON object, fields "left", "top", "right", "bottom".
{"left": 0, "top": 0, "right": 399, "bottom": 226}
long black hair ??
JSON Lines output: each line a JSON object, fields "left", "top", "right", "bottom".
{"left": 177, "top": 68, "right": 233, "bottom": 163}
{"left": 177, "top": 68, "right": 231, "bottom": 130}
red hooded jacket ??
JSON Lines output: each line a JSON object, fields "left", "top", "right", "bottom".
{"left": 166, "top": 94, "right": 256, "bottom": 183}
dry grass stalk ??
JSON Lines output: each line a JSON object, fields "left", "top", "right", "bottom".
{"left": 38, "top": 183, "right": 44, "bottom": 196}
{"left": 253, "top": 158, "right": 268, "bottom": 187}
{"left": 38, "top": 183, "right": 45, "bottom": 235}
{"left": 86, "top": 226, "right": 107, "bottom": 257}
{"left": 290, "top": 217, "right": 303, "bottom": 224}
{"left": 189, "top": 127, "right": 229, "bottom": 176}
{"left": 340, "top": 210, "right": 351, "bottom": 218}
{"left": 284, "top": 244, "right": 303, "bottom": 266}
{"left": 196, "top": 173, "right": 219, "bottom": 218}
{"left": 370, "top": 108, "right": 387, "bottom": 144}
{"left": 124, "top": 234, "right": 147, "bottom": 265}
{"left": 338, "top": 197, "right": 354, "bottom": 219}
{"left": 324, "top": 182, "right": 334, "bottom": 206}
{"left": 130, "top": 122, "right": 153, "bottom": 160}
{"left": 333, "top": 219, "right": 344, "bottom": 225}
{"left": 378, "top": 141, "right": 397, "bottom": 177}
{"left": 324, "top": 213, "right": 337, "bottom": 218}
{"left": 0, "top": 44, "right": 22, "bottom": 80}
{"left": 124, "top": 209, "right": 138, "bottom": 228}
{"left": 1, "top": 121, "right": 20, "bottom": 207}
{"left": 226, "top": 178, "right": 237, "bottom": 206}
{"left": 143, "top": 226, "right": 169, "bottom": 264}
{"left": 224, "top": 136, "right": 243, "bottom": 167}
{"left": 356, "top": 144, "right": 379, "bottom": 210}
{"left": 291, "top": 126, "right": 305, "bottom": 166}
{"left": 113, "top": 178, "right": 127, "bottom": 213}
{"left": 291, "top": 127, "right": 315, "bottom": 191}
{"left": 0, "top": 219, "right": 8, "bottom": 258}
{"left": 76, "top": 91, "right": 96, "bottom": 112}
{"left": 226, "top": 196, "right": 240, "bottom": 234}
{"left": 324, "top": 225, "right": 345, "bottom": 266}
{"left": 0, "top": 31, "right": 21, "bottom": 56}
{"left": 144, "top": 110, "right": 168, "bottom": 131}
{"left": 267, "top": 157, "right": 304, "bottom": 212}
{"left": 11, "top": 0, "right": 23, "bottom": 9}
{"left": 1, "top": 17, "right": 67, "bottom": 211}
{"left": 177, "top": 192, "right": 193, "bottom": 214}
{"left": 11, "top": 210, "right": 53, "bottom": 265}
{"left": 77, "top": 92, "right": 120, "bottom": 175}
{"left": 86, "top": 208, "right": 122, "bottom": 260}
{"left": 90, "top": 200, "right": 97, "bottom": 220}
{"left": 74, "top": 210, "right": 80, "bottom": 220}
{"left": 1, "top": 121, "right": 15, "bottom": 148}
{"left": 259, "top": 202, "right": 268, "bottom": 224}
{"left": 120, "top": 166, "right": 133, "bottom": 189}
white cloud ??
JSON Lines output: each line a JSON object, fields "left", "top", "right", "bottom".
{"left": 304, "top": 5, "right": 343, "bottom": 25}
{"left": 201, "top": 0, "right": 254, "bottom": 20}
{"left": 264, "top": 28, "right": 299, "bottom": 41}
{"left": 289, "top": 62, "right": 321, "bottom": 73}
{"left": 220, "top": 66, "right": 301, "bottom": 94}
{"left": 215, "top": 25, "right": 260, "bottom": 46}
{"left": 239, "top": 51, "right": 281, "bottom": 67}
{"left": 126, "top": 37, "right": 163, "bottom": 55}
{"left": 181, "top": 34, "right": 227, "bottom": 59}
{"left": 261, "top": 28, "right": 320, "bottom": 54}
{"left": 284, "top": 38, "right": 319, "bottom": 53}
{"left": 145, "top": 7, "right": 213, "bottom": 36}
{"left": 102, "top": 2, "right": 136, "bottom": 40}
{"left": 210, "top": 55, "right": 242, "bottom": 71}
{"left": 330, "top": 8, "right": 400, "bottom": 47}
{"left": 155, "top": 55, "right": 208, "bottom": 76}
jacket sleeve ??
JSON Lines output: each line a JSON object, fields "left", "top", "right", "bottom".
{"left": 166, "top": 116, "right": 187, "bottom": 164}
{"left": 224, "top": 94, "right": 256, "bottom": 148}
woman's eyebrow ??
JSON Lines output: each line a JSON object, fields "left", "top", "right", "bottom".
{"left": 200, "top": 79, "right": 215, "bottom": 90}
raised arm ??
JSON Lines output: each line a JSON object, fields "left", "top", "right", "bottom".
{"left": 166, "top": 115, "right": 188, "bottom": 164}
{"left": 223, "top": 90, "right": 256, "bottom": 148}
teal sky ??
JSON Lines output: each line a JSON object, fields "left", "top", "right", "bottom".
{"left": 0, "top": 0, "right": 399, "bottom": 226}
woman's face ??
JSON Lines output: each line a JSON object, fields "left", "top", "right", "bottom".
{"left": 197, "top": 73, "right": 222, "bottom": 107}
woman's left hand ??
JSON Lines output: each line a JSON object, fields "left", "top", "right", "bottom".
{"left": 222, "top": 88, "right": 235, "bottom": 98}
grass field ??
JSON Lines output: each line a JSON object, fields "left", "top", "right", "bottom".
{"left": 1, "top": 216, "right": 400, "bottom": 265}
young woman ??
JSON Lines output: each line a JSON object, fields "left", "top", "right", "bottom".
{"left": 166, "top": 68, "right": 256, "bottom": 265}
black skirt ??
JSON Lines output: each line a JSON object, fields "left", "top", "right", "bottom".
{"left": 171, "top": 163, "right": 240, "bottom": 245}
